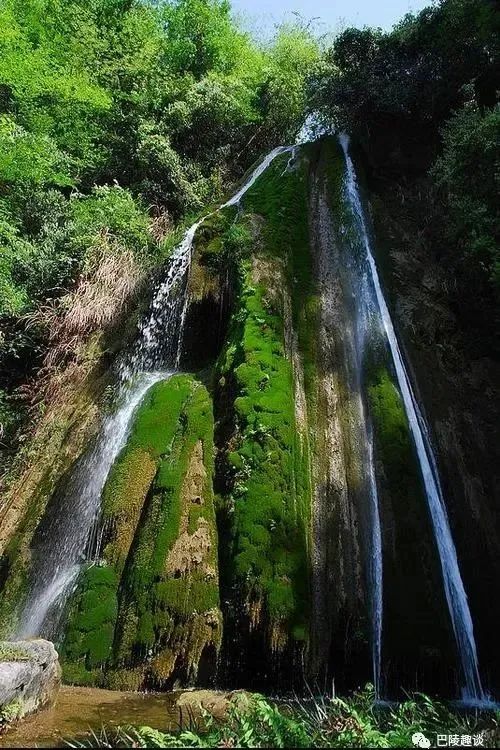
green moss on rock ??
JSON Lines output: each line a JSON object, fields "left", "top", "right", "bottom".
{"left": 60, "top": 375, "right": 221, "bottom": 688}
{"left": 217, "top": 258, "right": 310, "bottom": 650}
{"left": 108, "top": 375, "right": 221, "bottom": 687}
{"left": 101, "top": 378, "right": 194, "bottom": 572}
{"left": 59, "top": 564, "right": 118, "bottom": 679}
{"left": 244, "top": 150, "right": 319, "bottom": 402}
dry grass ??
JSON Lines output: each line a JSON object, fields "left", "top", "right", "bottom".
{"left": 0, "top": 233, "right": 146, "bottom": 530}
{"left": 30, "top": 232, "right": 143, "bottom": 367}
{"left": 149, "top": 207, "right": 173, "bottom": 243}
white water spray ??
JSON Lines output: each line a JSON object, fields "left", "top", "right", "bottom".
{"left": 16, "top": 370, "right": 170, "bottom": 638}
{"left": 339, "top": 132, "right": 485, "bottom": 702}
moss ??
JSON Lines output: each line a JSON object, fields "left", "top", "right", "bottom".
{"left": 186, "top": 207, "right": 244, "bottom": 304}
{"left": 62, "top": 662, "right": 104, "bottom": 687}
{"left": 368, "top": 370, "right": 415, "bottom": 479}
{"left": 243, "top": 151, "right": 319, "bottom": 403}
{"left": 106, "top": 375, "right": 221, "bottom": 687}
{"left": 0, "top": 698, "right": 23, "bottom": 723}
{"left": 0, "top": 642, "right": 31, "bottom": 662}
{"left": 59, "top": 563, "right": 119, "bottom": 683}
{"left": 101, "top": 376, "right": 194, "bottom": 573}
{"left": 59, "top": 375, "right": 221, "bottom": 688}
{"left": 217, "top": 260, "right": 310, "bottom": 647}
{"left": 102, "top": 667, "right": 143, "bottom": 692}
{"left": 366, "top": 363, "right": 431, "bottom": 529}
{"left": 202, "top": 151, "right": 317, "bottom": 667}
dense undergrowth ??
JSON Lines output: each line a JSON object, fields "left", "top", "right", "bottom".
{"left": 66, "top": 689, "right": 500, "bottom": 748}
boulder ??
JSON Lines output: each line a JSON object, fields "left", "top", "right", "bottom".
{"left": 174, "top": 689, "right": 252, "bottom": 722}
{"left": 0, "top": 639, "right": 61, "bottom": 724}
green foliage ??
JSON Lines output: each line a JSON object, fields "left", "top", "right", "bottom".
{"left": 310, "top": 0, "right": 498, "bottom": 140}
{"left": 64, "top": 688, "right": 500, "bottom": 748}
{"left": 0, "top": 116, "right": 72, "bottom": 187}
{"left": 0, "top": 0, "right": 319, "bottom": 471}
{"left": 433, "top": 103, "right": 500, "bottom": 295}
{"left": 160, "top": 0, "right": 252, "bottom": 79}
{"left": 260, "top": 25, "right": 320, "bottom": 145}
{"left": 69, "top": 187, "right": 155, "bottom": 263}
{"left": 0, "top": 214, "right": 32, "bottom": 316}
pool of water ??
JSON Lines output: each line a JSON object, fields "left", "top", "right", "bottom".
{"left": 0, "top": 686, "right": 183, "bottom": 748}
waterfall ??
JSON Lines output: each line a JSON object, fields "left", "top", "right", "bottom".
{"left": 338, "top": 133, "right": 485, "bottom": 703}
{"left": 340, "top": 307, "right": 383, "bottom": 697}
{"left": 16, "top": 371, "right": 170, "bottom": 639}
{"left": 15, "top": 145, "right": 292, "bottom": 640}
{"left": 333, "top": 171, "right": 384, "bottom": 698}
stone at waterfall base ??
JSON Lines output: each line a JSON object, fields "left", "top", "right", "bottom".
{"left": 174, "top": 688, "right": 252, "bottom": 721}
{"left": 0, "top": 640, "right": 61, "bottom": 727}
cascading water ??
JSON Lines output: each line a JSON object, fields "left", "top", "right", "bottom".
{"left": 338, "top": 133, "right": 485, "bottom": 703}
{"left": 16, "top": 145, "right": 292, "bottom": 641}
{"left": 334, "top": 179, "right": 383, "bottom": 698}
{"left": 16, "top": 371, "right": 169, "bottom": 639}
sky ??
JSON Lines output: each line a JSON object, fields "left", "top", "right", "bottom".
{"left": 231, "top": 0, "right": 434, "bottom": 36}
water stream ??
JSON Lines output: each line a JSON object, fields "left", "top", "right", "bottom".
{"left": 16, "top": 371, "right": 170, "bottom": 639}
{"left": 15, "top": 145, "right": 292, "bottom": 641}
{"left": 338, "top": 133, "right": 485, "bottom": 703}
{"left": 336, "top": 170, "right": 384, "bottom": 699}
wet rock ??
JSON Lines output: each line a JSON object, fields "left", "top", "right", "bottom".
{"left": 174, "top": 689, "right": 251, "bottom": 721}
{"left": 0, "top": 640, "right": 61, "bottom": 724}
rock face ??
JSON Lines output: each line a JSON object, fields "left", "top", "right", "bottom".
{"left": 367, "top": 161, "right": 500, "bottom": 697}
{"left": 0, "top": 640, "right": 61, "bottom": 722}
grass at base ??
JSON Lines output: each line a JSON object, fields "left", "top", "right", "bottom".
{"left": 64, "top": 687, "right": 500, "bottom": 748}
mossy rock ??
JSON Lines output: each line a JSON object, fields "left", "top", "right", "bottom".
{"left": 59, "top": 375, "right": 221, "bottom": 688}
{"left": 107, "top": 375, "right": 222, "bottom": 687}
{"left": 217, "top": 256, "right": 311, "bottom": 651}
{"left": 59, "top": 564, "right": 118, "bottom": 679}
{"left": 101, "top": 377, "right": 196, "bottom": 573}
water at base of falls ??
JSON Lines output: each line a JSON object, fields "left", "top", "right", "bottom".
{"left": 338, "top": 133, "right": 486, "bottom": 703}
{"left": 16, "top": 144, "right": 293, "bottom": 642}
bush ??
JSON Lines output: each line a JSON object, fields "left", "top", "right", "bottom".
{"left": 432, "top": 103, "right": 500, "bottom": 295}
{"left": 69, "top": 186, "right": 155, "bottom": 264}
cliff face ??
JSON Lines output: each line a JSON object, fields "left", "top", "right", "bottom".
{"left": 0, "top": 138, "right": 496, "bottom": 698}
{"left": 366, "top": 167, "right": 500, "bottom": 697}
